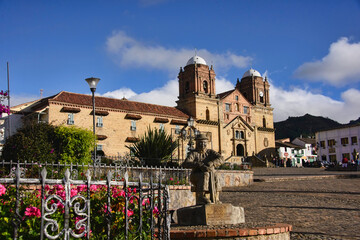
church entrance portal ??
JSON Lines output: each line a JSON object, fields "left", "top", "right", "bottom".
{"left": 236, "top": 144, "right": 245, "bottom": 156}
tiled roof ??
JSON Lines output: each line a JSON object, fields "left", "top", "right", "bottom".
{"left": 49, "top": 91, "right": 188, "bottom": 119}
{"left": 297, "top": 138, "right": 316, "bottom": 144}
{"left": 217, "top": 89, "right": 235, "bottom": 99}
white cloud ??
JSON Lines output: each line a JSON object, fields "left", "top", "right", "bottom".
{"left": 101, "top": 72, "right": 359, "bottom": 124}
{"left": 294, "top": 37, "right": 360, "bottom": 86}
{"left": 102, "top": 88, "right": 137, "bottom": 99}
{"left": 129, "top": 79, "right": 179, "bottom": 106}
{"left": 271, "top": 85, "right": 360, "bottom": 124}
{"left": 106, "top": 31, "right": 252, "bottom": 71}
{"left": 215, "top": 77, "right": 235, "bottom": 93}
{"left": 101, "top": 76, "right": 236, "bottom": 107}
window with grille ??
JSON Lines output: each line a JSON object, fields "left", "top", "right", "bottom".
{"left": 67, "top": 113, "right": 74, "bottom": 125}
{"left": 131, "top": 120, "right": 136, "bottom": 131}
{"left": 328, "top": 139, "right": 335, "bottom": 147}
{"left": 351, "top": 136, "right": 357, "bottom": 145}
{"left": 225, "top": 103, "right": 231, "bottom": 112}
{"left": 175, "top": 125, "right": 180, "bottom": 134}
{"left": 243, "top": 106, "right": 248, "bottom": 114}
{"left": 341, "top": 137, "right": 349, "bottom": 145}
{"left": 97, "top": 116, "right": 103, "bottom": 127}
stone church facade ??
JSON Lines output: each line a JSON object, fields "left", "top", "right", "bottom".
{"left": 10, "top": 55, "right": 275, "bottom": 163}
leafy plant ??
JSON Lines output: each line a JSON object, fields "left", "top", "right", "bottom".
{"left": 2, "top": 122, "right": 94, "bottom": 165}
{"left": 0, "top": 183, "right": 161, "bottom": 239}
{"left": 2, "top": 122, "right": 57, "bottom": 163}
{"left": 127, "top": 127, "right": 177, "bottom": 167}
{"left": 54, "top": 125, "right": 94, "bottom": 165}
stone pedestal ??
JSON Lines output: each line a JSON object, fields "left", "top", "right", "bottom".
{"left": 177, "top": 203, "right": 245, "bottom": 226}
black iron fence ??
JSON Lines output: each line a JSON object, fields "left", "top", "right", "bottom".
{"left": 0, "top": 160, "right": 191, "bottom": 185}
{"left": 0, "top": 164, "right": 171, "bottom": 239}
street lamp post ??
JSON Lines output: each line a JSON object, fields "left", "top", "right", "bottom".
{"left": 85, "top": 77, "right": 100, "bottom": 165}
{"left": 180, "top": 117, "right": 200, "bottom": 158}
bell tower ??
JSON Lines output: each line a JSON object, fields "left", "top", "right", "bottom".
{"left": 236, "top": 68, "right": 270, "bottom": 106}
{"left": 177, "top": 56, "right": 218, "bottom": 121}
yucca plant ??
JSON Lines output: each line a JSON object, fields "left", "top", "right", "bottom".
{"left": 126, "top": 126, "right": 177, "bottom": 166}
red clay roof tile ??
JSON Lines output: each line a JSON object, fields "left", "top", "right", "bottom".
{"left": 50, "top": 91, "right": 188, "bottom": 119}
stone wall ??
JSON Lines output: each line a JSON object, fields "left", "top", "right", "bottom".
{"left": 171, "top": 224, "right": 292, "bottom": 240}
{"left": 169, "top": 170, "right": 253, "bottom": 211}
{"left": 217, "top": 170, "right": 253, "bottom": 188}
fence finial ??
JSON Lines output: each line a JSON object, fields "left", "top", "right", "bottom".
{"left": 124, "top": 171, "right": 129, "bottom": 183}
{"left": 107, "top": 170, "right": 112, "bottom": 182}
{"left": 41, "top": 167, "right": 47, "bottom": 179}
{"left": 64, "top": 168, "right": 71, "bottom": 182}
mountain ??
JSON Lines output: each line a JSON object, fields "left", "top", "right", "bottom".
{"left": 274, "top": 114, "right": 342, "bottom": 141}
{"left": 348, "top": 117, "right": 360, "bottom": 125}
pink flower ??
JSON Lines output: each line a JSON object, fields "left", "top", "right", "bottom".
{"left": 104, "top": 204, "right": 111, "bottom": 213}
{"left": 142, "top": 198, "right": 150, "bottom": 206}
{"left": 153, "top": 206, "right": 159, "bottom": 215}
{"left": 0, "top": 184, "right": 6, "bottom": 196}
{"left": 54, "top": 185, "right": 64, "bottom": 191}
{"left": 169, "top": 177, "right": 174, "bottom": 181}
{"left": 25, "top": 206, "right": 41, "bottom": 217}
{"left": 77, "top": 185, "right": 87, "bottom": 192}
{"left": 90, "top": 185, "right": 99, "bottom": 192}
{"left": 71, "top": 188, "right": 78, "bottom": 198}
{"left": 126, "top": 209, "right": 134, "bottom": 217}
{"left": 50, "top": 149, "right": 54, "bottom": 154}
{"left": 111, "top": 187, "right": 125, "bottom": 198}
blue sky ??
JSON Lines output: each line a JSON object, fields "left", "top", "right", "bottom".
{"left": 1, "top": 0, "right": 360, "bottom": 123}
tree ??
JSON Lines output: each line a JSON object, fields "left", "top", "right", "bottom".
{"left": 54, "top": 125, "right": 94, "bottom": 164}
{"left": 2, "top": 122, "right": 57, "bottom": 162}
{"left": 126, "top": 127, "right": 177, "bottom": 166}
{"left": 2, "top": 122, "right": 94, "bottom": 164}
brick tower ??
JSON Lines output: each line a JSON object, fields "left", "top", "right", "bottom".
{"left": 176, "top": 56, "right": 219, "bottom": 122}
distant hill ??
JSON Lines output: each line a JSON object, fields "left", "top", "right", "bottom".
{"left": 349, "top": 117, "right": 360, "bottom": 125}
{"left": 274, "top": 114, "right": 342, "bottom": 141}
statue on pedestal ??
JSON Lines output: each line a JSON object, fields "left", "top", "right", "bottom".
{"left": 182, "top": 133, "right": 224, "bottom": 205}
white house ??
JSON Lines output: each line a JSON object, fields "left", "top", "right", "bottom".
{"left": 315, "top": 124, "right": 360, "bottom": 164}
{"left": 292, "top": 137, "right": 317, "bottom": 163}
{"left": 275, "top": 139, "right": 305, "bottom": 167}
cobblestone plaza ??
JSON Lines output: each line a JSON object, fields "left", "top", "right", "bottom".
{"left": 221, "top": 168, "right": 360, "bottom": 240}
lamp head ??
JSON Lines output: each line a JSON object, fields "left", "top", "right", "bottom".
{"left": 85, "top": 77, "right": 100, "bottom": 91}
{"left": 187, "top": 116, "right": 194, "bottom": 127}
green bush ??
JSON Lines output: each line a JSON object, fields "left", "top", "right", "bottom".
{"left": 2, "top": 122, "right": 57, "bottom": 163}
{"left": 2, "top": 122, "right": 94, "bottom": 165}
{"left": 54, "top": 125, "right": 94, "bottom": 165}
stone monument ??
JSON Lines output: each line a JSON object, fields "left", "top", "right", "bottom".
{"left": 177, "top": 133, "right": 245, "bottom": 226}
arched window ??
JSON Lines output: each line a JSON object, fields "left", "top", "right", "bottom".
{"left": 185, "top": 81, "right": 190, "bottom": 93}
{"left": 203, "top": 81, "right": 208, "bottom": 93}
{"left": 263, "top": 116, "right": 266, "bottom": 128}
{"left": 235, "top": 103, "right": 239, "bottom": 111}
{"left": 236, "top": 144, "right": 245, "bottom": 156}
{"left": 206, "top": 108, "right": 210, "bottom": 120}
{"left": 235, "top": 130, "right": 240, "bottom": 139}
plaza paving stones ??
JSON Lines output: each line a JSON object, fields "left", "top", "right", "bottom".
{"left": 221, "top": 168, "right": 360, "bottom": 240}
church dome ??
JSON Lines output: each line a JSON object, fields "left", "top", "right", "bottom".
{"left": 186, "top": 55, "right": 207, "bottom": 66}
{"left": 242, "top": 68, "right": 261, "bottom": 78}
